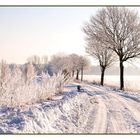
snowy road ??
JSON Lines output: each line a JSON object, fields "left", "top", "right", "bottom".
{"left": 77, "top": 82, "right": 140, "bottom": 133}
{"left": 0, "top": 82, "right": 140, "bottom": 134}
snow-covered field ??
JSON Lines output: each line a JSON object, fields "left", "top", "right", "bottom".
{"left": 83, "top": 75, "right": 140, "bottom": 92}
{"left": 0, "top": 82, "right": 140, "bottom": 134}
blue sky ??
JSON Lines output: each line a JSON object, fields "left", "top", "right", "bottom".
{"left": 0, "top": 7, "right": 99, "bottom": 64}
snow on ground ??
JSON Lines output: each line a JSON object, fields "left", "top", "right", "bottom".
{"left": 0, "top": 82, "right": 140, "bottom": 134}
{"left": 83, "top": 75, "right": 140, "bottom": 92}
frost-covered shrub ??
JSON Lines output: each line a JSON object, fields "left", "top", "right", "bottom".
{"left": 0, "top": 61, "right": 72, "bottom": 107}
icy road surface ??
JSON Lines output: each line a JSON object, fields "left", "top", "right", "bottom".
{"left": 0, "top": 82, "right": 140, "bottom": 134}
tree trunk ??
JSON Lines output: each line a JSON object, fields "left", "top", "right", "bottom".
{"left": 81, "top": 67, "right": 83, "bottom": 81}
{"left": 101, "top": 67, "right": 105, "bottom": 86}
{"left": 72, "top": 70, "right": 75, "bottom": 77}
{"left": 76, "top": 70, "right": 80, "bottom": 80}
{"left": 120, "top": 60, "right": 124, "bottom": 90}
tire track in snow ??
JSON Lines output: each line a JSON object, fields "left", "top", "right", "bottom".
{"left": 108, "top": 93, "right": 140, "bottom": 133}
{"left": 80, "top": 83, "right": 140, "bottom": 133}
{"left": 91, "top": 97, "right": 107, "bottom": 133}
{"left": 82, "top": 85, "right": 108, "bottom": 133}
{"left": 79, "top": 101, "right": 97, "bottom": 133}
{"left": 110, "top": 93, "right": 140, "bottom": 122}
{"left": 103, "top": 94, "right": 129, "bottom": 133}
{"left": 84, "top": 85, "right": 127, "bottom": 133}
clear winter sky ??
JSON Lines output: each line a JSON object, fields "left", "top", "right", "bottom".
{"left": 0, "top": 7, "right": 140, "bottom": 65}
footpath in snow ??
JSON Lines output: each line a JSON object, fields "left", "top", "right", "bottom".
{"left": 0, "top": 82, "right": 140, "bottom": 134}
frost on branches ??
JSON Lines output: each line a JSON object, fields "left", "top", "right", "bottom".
{"left": 0, "top": 61, "right": 71, "bottom": 107}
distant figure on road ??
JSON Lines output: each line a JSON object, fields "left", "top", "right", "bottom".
{"left": 77, "top": 85, "right": 81, "bottom": 92}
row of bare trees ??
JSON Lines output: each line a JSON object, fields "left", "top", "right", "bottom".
{"left": 83, "top": 7, "right": 140, "bottom": 90}
{"left": 49, "top": 54, "right": 90, "bottom": 81}
{"left": 27, "top": 54, "right": 90, "bottom": 81}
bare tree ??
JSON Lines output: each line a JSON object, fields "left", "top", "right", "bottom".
{"left": 68, "top": 54, "right": 90, "bottom": 80}
{"left": 41, "top": 55, "right": 48, "bottom": 73}
{"left": 0, "top": 60, "right": 10, "bottom": 87}
{"left": 42, "top": 55, "right": 48, "bottom": 64}
{"left": 27, "top": 55, "right": 41, "bottom": 65}
{"left": 27, "top": 55, "right": 47, "bottom": 75}
{"left": 83, "top": 7, "right": 140, "bottom": 90}
{"left": 78, "top": 56, "right": 90, "bottom": 81}
{"left": 69, "top": 54, "right": 81, "bottom": 77}
{"left": 26, "top": 63, "right": 35, "bottom": 83}
{"left": 49, "top": 55, "right": 66, "bottom": 74}
{"left": 69, "top": 54, "right": 83, "bottom": 80}
{"left": 85, "top": 40, "right": 115, "bottom": 85}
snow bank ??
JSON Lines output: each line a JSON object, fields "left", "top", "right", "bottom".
{"left": 0, "top": 90, "right": 93, "bottom": 134}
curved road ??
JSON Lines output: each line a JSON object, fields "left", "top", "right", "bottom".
{"left": 74, "top": 82, "right": 140, "bottom": 133}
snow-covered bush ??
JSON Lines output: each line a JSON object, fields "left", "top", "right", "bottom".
{"left": 0, "top": 61, "right": 72, "bottom": 107}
